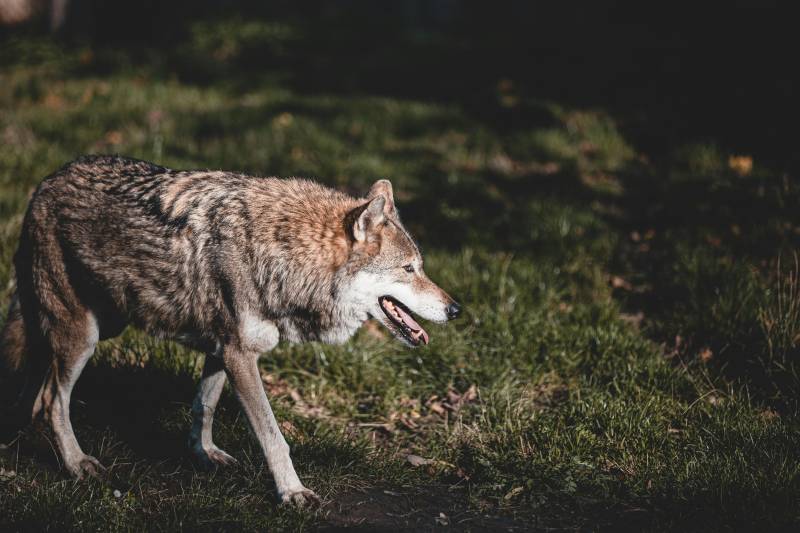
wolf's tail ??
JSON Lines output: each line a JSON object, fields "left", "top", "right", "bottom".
{"left": 0, "top": 291, "right": 34, "bottom": 438}
{"left": 1, "top": 293, "right": 27, "bottom": 376}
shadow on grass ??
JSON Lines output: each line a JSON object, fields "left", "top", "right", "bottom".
{"left": 71, "top": 359, "right": 200, "bottom": 461}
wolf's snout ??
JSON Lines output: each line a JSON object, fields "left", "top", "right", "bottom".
{"left": 445, "top": 302, "right": 462, "bottom": 320}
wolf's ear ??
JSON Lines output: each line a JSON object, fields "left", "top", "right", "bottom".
{"left": 348, "top": 195, "right": 386, "bottom": 242}
{"left": 368, "top": 179, "right": 396, "bottom": 216}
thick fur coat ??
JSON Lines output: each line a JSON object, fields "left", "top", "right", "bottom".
{"left": 1, "top": 155, "right": 459, "bottom": 505}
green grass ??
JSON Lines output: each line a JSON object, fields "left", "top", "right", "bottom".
{"left": 1, "top": 25, "right": 799, "bottom": 532}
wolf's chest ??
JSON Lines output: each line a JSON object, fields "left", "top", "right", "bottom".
{"left": 276, "top": 308, "right": 366, "bottom": 346}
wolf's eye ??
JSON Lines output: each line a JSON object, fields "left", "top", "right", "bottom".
{"left": 403, "top": 264, "right": 415, "bottom": 273}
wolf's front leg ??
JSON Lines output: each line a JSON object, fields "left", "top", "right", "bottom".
{"left": 189, "top": 354, "right": 236, "bottom": 468}
{"left": 222, "top": 344, "right": 319, "bottom": 506}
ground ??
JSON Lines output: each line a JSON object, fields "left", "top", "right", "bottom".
{"left": 0, "top": 8, "right": 799, "bottom": 532}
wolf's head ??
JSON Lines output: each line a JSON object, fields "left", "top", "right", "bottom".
{"left": 340, "top": 180, "right": 461, "bottom": 347}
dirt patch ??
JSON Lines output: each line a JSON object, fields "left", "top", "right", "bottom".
{"left": 320, "top": 484, "right": 533, "bottom": 532}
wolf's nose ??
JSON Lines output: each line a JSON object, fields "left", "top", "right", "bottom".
{"left": 446, "top": 302, "right": 462, "bottom": 320}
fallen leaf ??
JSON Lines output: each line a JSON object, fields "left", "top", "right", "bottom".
{"left": 398, "top": 396, "right": 421, "bottom": 409}
{"left": 280, "top": 420, "right": 299, "bottom": 437}
{"left": 289, "top": 389, "right": 303, "bottom": 403}
{"left": 728, "top": 155, "right": 753, "bottom": 176}
{"left": 428, "top": 401, "right": 446, "bottom": 415}
{"left": 611, "top": 275, "right": 633, "bottom": 291}
{"left": 406, "top": 454, "right": 432, "bottom": 467}
{"left": 261, "top": 371, "right": 291, "bottom": 396}
{"left": 462, "top": 384, "right": 478, "bottom": 402}
{"left": 699, "top": 347, "right": 714, "bottom": 363}
{"left": 443, "top": 384, "right": 479, "bottom": 412}
{"left": 446, "top": 389, "right": 461, "bottom": 405}
{"left": 706, "top": 394, "right": 722, "bottom": 406}
{"left": 488, "top": 153, "right": 515, "bottom": 175}
{"left": 105, "top": 130, "right": 123, "bottom": 145}
{"left": 399, "top": 415, "right": 419, "bottom": 430}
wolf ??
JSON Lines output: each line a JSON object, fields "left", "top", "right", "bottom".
{"left": 0, "top": 155, "right": 461, "bottom": 505}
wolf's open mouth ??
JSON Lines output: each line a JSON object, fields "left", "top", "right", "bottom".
{"left": 379, "top": 296, "right": 429, "bottom": 346}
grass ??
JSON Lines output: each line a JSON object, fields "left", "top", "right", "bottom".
{"left": 1, "top": 13, "right": 800, "bottom": 532}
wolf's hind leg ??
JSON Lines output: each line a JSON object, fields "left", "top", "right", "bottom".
{"left": 35, "top": 311, "right": 103, "bottom": 479}
{"left": 189, "top": 354, "right": 236, "bottom": 468}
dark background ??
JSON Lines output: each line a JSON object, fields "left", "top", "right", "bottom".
{"left": 4, "top": 0, "right": 798, "bottom": 172}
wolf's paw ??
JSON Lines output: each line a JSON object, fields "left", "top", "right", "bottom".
{"left": 192, "top": 444, "right": 237, "bottom": 469}
{"left": 67, "top": 454, "right": 106, "bottom": 480}
{"left": 280, "top": 487, "right": 321, "bottom": 508}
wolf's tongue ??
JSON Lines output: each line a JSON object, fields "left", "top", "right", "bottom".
{"left": 394, "top": 305, "right": 429, "bottom": 345}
